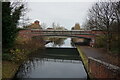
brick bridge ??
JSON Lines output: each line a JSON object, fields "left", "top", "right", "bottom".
{"left": 18, "top": 29, "right": 103, "bottom": 45}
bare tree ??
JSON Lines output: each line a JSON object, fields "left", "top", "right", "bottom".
{"left": 41, "top": 23, "right": 47, "bottom": 30}
{"left": 85, "top": 1, "right": 119, "bottom": 51}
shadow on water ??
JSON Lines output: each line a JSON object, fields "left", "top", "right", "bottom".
{"left": 14, "top": 37, "right": 87, "bottom": 79}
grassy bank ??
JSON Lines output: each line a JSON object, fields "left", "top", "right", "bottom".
{"left": 76, "top": 46, "right": 88, "bottom": 69}
{"left": 0, "top": 61, "right": 2, "bottom": 80}
{"left": 2, "top": 61, "right": 19, "bottom": 79}
{"left": 2, "top": 35, "right": 45, "bottom": 79}
{"left": 76, "top": 45, "right": 92, "bottom": 79}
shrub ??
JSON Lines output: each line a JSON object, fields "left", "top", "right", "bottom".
{"left": 95, "top": 35, "right": 106, "bottom": 48}
{"left": 10, "top": 48, "right": 27, "bottom": 63}
{"left": 2, "top": 53, "right": 12, "bottom": 61}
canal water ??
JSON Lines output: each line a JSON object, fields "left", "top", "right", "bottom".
{"left": 14, "top": 37, "right": 87, "bottom": 79}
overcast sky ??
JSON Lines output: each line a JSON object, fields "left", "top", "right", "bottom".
{"left": 26, "top": 2, "right": 96, "bottom": 30}
{"left": 10, "top": 0, "right": 118, "bottom": 29}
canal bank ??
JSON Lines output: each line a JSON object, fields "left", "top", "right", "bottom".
{"left": 76, "top": 46, "right": 120, "bottom": 79}
{"left": 2, "top": 35, "right": 45, "bottom": 79}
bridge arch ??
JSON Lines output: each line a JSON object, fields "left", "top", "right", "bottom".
{"left": 18, "top": 29, "right": 96, "bottom": 46}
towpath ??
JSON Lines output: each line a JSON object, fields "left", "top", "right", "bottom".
{"left": 77, "top": 46, "right": 119, "bottom": 67}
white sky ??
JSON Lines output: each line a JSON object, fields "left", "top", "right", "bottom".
{"left": 8, "top": 0, "right": 118, "bottom": 29}
{"left": 26, "top": 2, "right": 96, "bottom": 30}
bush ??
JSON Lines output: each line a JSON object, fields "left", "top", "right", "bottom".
{"left": 95, "top": 35, "right": 106, "bottom": 48}
{"left": 110, "top": 35, "right": 120, "bottom": 54}
{"left": 10, "top": 48, "right": 27, "bottom": 63}
{"left": 2, "top": 48, "right": 27, "bottom": 63}
{"left": 2, "top": 53, "right": 12, "bottom": 61}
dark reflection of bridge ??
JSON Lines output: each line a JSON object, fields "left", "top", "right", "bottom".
{"left": 29, "top": 48, "right": 81, "bottom": 61}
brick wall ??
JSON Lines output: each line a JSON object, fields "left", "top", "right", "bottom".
{"left": 18, "top": 30, "right": 43, "bottom": 39}
{"left": 88, "top": 57, "right": 120, "bottom": 79}
{"left": 18, "top": 30, "right": 32, "bottom": 39}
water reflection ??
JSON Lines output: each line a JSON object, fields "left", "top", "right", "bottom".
{"left": 51, "top": 37, "right": 66, "bottom": 47}
{"left": 16, "top": 57, "right": 87, "bottom": 78}
{"left": 45, "top": 38, "right": 75, "bottom": 48}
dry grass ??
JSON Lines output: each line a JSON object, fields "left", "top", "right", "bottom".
{"left": 0, "top": 61, "right": 2, "bottom": 80}
{"left": 104, "top": 52, "right": 120, "bottom": 67}
{"left": 2, "top": 61, "right": 19, "bottom": 78}
{"left": 95, "top": 48, "right": 120, "bottom": 67}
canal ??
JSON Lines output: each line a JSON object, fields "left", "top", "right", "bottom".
{"left": 14, "top": 37, "right": 87, "bottom": 79}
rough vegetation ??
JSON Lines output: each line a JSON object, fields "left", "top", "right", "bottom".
{"left": 2, "top": 34, "right": 45, "bottom": 79}
{"left": 2, "top": 61, "right": 19, "bottom": 78}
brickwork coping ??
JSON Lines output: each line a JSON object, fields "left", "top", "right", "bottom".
{"left": 88, "top": 57, "right": 120, "bottom": 72}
